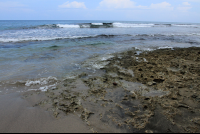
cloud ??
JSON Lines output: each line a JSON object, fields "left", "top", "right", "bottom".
{"left": 0, "top": 1, "right": 26, "bottom": 8}
{"left": 99, "top": 0, "right": 136, "bottom": 9}
{"left": 98, "top": 0, "right": 174, "bottom": 11}
{"left": 0, "top": 1, "right": 34, "bottom": 13}
{"left": 59, "top": 1, "right": 86, "bottom": 9}
{"left": 150, "top": 2, "right": 173, "bottom": 10}
{"left": 181, "top": 0, "right": 200, "bottom": 2}
{"left": 177, "top": 2, "right": 192, "bottom": 12}
{"left": 182, "top": 2, "right": 191, "bottom": 6}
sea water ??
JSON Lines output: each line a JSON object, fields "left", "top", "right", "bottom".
{"left": 0, "top": 20, "right": 200, "bottom": 93}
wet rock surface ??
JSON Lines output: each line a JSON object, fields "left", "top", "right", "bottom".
{"left": 24, "top": 47, "right": 200, "bottom": 133}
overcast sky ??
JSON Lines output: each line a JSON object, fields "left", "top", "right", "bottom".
{"left": 0, "top": 0, "right": 199, "bottom": 23}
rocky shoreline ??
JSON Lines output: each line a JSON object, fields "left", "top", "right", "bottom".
{"left": 23, "top": 47, "right": 200, "bottom": 133}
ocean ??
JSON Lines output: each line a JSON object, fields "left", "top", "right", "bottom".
{"left": 0, "top": 20, "right": 200, "bottom": 93}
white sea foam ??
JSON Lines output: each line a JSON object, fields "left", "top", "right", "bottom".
{"left": 65, "top": 75, "right": 77, "bottom": 79}
{"left": 92, "top": 63, "right": 106, "bottom": 69}
{"left": 39, "top": 84, "right": 56, "bottom": 91}
{"left": 113, "top": 23, "right": 154, "bottom": 28}
{"left": 142, "top": 48, "right": 155, "bottom": 51}
{"left": 80, "top": 25, "right": 90, "bottom": 28}
{"left": 25, "top": 76, "right": 57, "bottom": 86}
{"left": 101, "top": 55, "right": 114, "bottom": 61}
{"left": 57, "top": 24, "right": 80, "bottom": 28}
{"left": 25, "top": 80, "right": 41, "bottom": 86}
{"left": 173, "top": 24, "right": 191, "bottom": 27}
{"left": 135, "top": 47, "right": 155, "bottom": 52}
{"left": 0, "top": 35, "right": 92, "bottom": 43}
{"left": 26, "top": 76, "right": 57, "bottom": 92}
{"left": 28, "top": 84, "right": 56, "bottom": 92}
{"left": 158, "top": 46, "right": 174, "bottom": 50}
{"left": 82, "top": 54, "right": 114, "bottom": 70}
{"left": 143, "top": 58, "right": 147, "bottom": 62}
{"left": 92, "top": 23, "right": 103, "bottom": 25}
{"left": 172, "top": 24, "right": 198, "bottom": 27}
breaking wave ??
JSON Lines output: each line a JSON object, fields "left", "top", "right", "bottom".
{"left": 0, "top": 33, "right": 200, "bottom": 43}
{"left": 56, "top": 23, "right": 200, "bottom": 29}
{"left": 4, "top": 22, "right": 199, "bottom": 30}
{"left": 0, "top": 34, "right": 120, "bottom": 43}
{"left": 113, "top": 23, "right": 154, "bottom": 28}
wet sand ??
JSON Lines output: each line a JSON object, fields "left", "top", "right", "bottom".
{"left": 1, "top": 47, "right": 200, "bottom": 133}
{"left": 0, "top": 93, "right": 91, "bottom": 133}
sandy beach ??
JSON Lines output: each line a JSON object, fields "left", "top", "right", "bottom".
{"left": 0, "top": 92, "right": 92, "bottom": 133}
{"left": 1, "top": 47, "right": 200, "bottom": 133}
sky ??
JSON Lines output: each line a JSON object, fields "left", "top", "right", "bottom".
{"left": 0, "top": 0, "right": 199, "bottom": 23}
